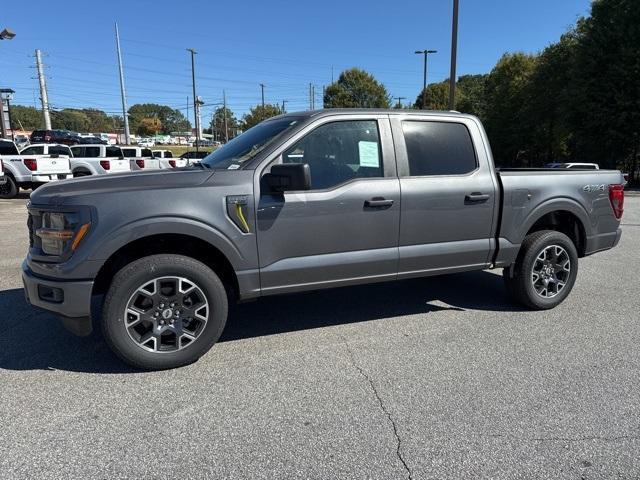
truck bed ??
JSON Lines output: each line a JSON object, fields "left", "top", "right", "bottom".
{"left": 494, "top": 168, "right": 624, "bottom": 266}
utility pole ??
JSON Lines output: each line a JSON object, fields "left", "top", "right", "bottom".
{"left": 312, "top": 85, "right": 315, "bottom": 110}
{"left": 393, "top": 96, "right": 406, "bottom": 109}
{"left": 187, "top": 48, "right": 200, "bottom": 152}
{"left": 309, "top": 83, "right": 313, "bottom": 110}
{"left": 415, "top": 49, "right": 437, "bottom": 109}
{"left": 35, "top": 49, "right": 51, "bottom": 130}
{"left": 448, "top": 0, "right": 459, "bottom": 110}
{"left": 115, "top": 23, "right": 130, "bottom": 144}
{"left": 223, "top": 90, "right": 228, "bottom": 143}
{"left": 322, "top": 85, "right": 326, "bottom": 108}
{"left": 281, "top": 100, "right": 287, "bottom": 113}
{"left": 259, "top": 83, "right": 265, "bottom": 108}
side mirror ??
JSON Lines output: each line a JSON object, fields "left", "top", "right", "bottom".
{"left": 264, "top": 163, "right": 311, "bottom": 193}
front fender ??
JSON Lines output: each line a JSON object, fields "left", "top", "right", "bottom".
{"left": 88, "top": 216, "right": 247, "bottom": 270}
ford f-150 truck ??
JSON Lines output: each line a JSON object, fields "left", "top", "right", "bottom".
{"left": 0, "top": 139, "right": 72, "bottom": 198}
{"left": 22, "top": 110, "right": 624, "bottom": 370}
{"left": 69, "top": 144, "right": 131, "bottom": 176}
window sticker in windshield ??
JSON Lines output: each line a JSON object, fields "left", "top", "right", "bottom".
{"left": 358, "top": 141, "right": 380, "bottom": 167}
{"left": 227, "top": 164, "right": 240, "bottom": 170}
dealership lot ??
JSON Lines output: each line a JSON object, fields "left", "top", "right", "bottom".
{"left": 1, "top": 195, "right": 639, "bottom": 479}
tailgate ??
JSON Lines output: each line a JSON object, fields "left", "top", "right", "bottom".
{"left": 133, "top": 158, "right": 161, "bottom": 170}
{"left": 33, "top": 156, "right": 71, "bottom": 174}
{"left": 108, "top": 158, "right": 131, "bottom": 173}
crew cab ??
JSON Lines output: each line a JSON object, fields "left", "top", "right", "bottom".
{"left": 69, "top": 144, "right": 131, "bottom": 176}
{"left": 0, "top": 139, "right": 72, "bottom": 198}
{"left": 120, "top": 146, "right": 161, "bottom": 171}
{"left": 22, "top": 110, "right": 624, "bottom": 370}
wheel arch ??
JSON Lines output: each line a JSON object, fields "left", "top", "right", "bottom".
{"left": 522, "top": 203, "right": 588, "bottom": 257}
{"left": 92, "top": 233, "right": 240, "bottom": 302}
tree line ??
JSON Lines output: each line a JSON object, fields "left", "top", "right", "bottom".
{"left": 9, "top": 0, "right": 637, "bottom": 178}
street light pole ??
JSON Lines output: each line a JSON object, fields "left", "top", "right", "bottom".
{"left": 415, "top": 49, "right": 437, "bottom": 109}
{"left": 115, "top": 22, "right": 130, "bottom": 145}
{"left": 259, "top": 83, "right": 265, "bottom": 108}
{"left": 448, "top": 0, "right": 459, "bottom": 110}
{"left": 187, "top": 48, "right": 200, "bottom": 153}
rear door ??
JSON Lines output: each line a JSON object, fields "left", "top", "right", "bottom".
{"left": 391, "top": 115, "right": 497, "bottom": 278}
{"left": 255, "top": 115, "right": 400, "bottom": 294}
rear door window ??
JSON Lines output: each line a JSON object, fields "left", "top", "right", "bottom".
{"left": 49, "top": 145, "right": 72, "bottom": 156}
{"left": 85, "top": 147, "right": 100, "bottom": 158}
{"left": 21, "top": 146, "right": 44, "bottom": 155}
{"left": 402, "top": 121, "right": 477, "bottom": 176}
{"left": 106, "top": 147, "right": 123, "bottom": 157}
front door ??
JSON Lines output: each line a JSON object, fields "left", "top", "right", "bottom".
{"left": 256, "top": 117, "right": 400, "bottom": 294}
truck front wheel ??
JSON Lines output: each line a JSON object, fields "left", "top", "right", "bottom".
{"left": 102, "top": 254, "right": 228, "bottom": 370}
{"left": 504, "top": 230, "right": 578, "bottom": 310}
{"left": 0, "top": 175, "right": 18, "bottom": 199}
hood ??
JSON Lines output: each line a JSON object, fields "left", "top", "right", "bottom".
{"left": 31, "top": 168, "right": 214, "bottom": 207}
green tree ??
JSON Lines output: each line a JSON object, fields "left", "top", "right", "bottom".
{"left": 241, "top": 104, "right": 282, "bottom": 130}
{"left": 51, "top": 109, "right": 91, "bottom": 132}
{"left": 483, "top": 53, "right": 538, "bottom": 166}
{"left": 413, "top": 82, "right": 450, "bottom": 110}
{"left": 324, "top": 68, "right": 390, "bottom": 108}
{"left": 455, "top": 74, "right": 488, "bottom": 118}
{"left": 10, "top": 105, "right": 42, "bottom": 131}
{"left": 128, "top": 104, "right": 190, "bottom": 135}
{"left": 569, "top": 0, "right": 640, "bottom": 174}
{"left": 210, "top": 106, "right": 238, "bottom": 141}
{"left": 136, "top": 117, "right": 163, "bottom": 136}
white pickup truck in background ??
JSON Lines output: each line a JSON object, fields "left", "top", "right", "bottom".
{"left": 70, "top": 144, "right": 131, "bottom": 176}
{"left": 120, "top": 146, "right": 162, "bottom": 171}
{"left": 152, "top": 149, "right": 188, "bottom": 168}
{"left": 0, "top": 139, "right": 72, "bottom": 198}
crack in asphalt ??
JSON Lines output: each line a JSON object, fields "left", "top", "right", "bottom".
{"left": 339, "top": 335, "right": 413, "bottom": 480}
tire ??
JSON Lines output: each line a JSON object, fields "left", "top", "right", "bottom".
{"left": 507, "top": 230, "right": 579, "bottom": 310}
{"left": 0, "top": 175, "right": 18, "bottom": 199}
{"left": 102, "top": 254, "right": 228, "bottom": 370}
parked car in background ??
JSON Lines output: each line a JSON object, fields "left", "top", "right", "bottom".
{"left": 0, "top": 138, "right": 72, "bottom": 198}
{"left": 69, "top": 144, "right": 130, "bottom": 176}
{"left": 20, "top": 143, "right": 73, "bottom": 157}
{"left": 20, "top": 110, "right": 625, "bottom": 370}
{"left": 179, "top": 150, "right": 209, "bottom": 162}
{"left": 30, "top": 129, "right": 82, "bottom": 146}
{"left": 14, "top": 134, "right": 30, "bottom": 149}
{"left": 152, "top": 149, "right": 173, "bottom": 159}
{"left": 78, "top": 135, "right": 107, "bottom": 145}
{"left": 120, "top": 146, "right": 161, "bottom": 171}
{"left": 138, "top": 138, "right": 155, "bottom": 148}
{"left": 546, "top": 162, "right": 600, "bottom": 169}
{"left": 152, "top": 149, "right": 187, "bottom": 168}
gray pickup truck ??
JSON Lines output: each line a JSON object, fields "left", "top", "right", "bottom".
{"left": 22, "top": 110, "right": 625, "bottom": 370}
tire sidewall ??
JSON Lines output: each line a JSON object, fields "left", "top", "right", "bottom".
{"left": 519, "top": 231, "right": 578, "bottom": 309}
{"left": 102, "top": 255, "right": 228, "bottom": 370}
{"left": 0, "top": 176, "right": 18, "bottom": 199}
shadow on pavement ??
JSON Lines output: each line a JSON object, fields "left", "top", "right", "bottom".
{"left": 0, "top": 270, "right": 521, "bottom": 373}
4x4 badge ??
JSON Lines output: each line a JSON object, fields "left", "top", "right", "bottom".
{"left": 583, "top": 184, "right": 605, "bottom": 192}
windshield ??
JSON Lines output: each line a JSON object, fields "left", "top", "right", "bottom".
{"left": 201, "top": 117, "right": 300, "bottom": 169}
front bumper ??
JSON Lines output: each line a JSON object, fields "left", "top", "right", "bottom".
{"left": 22, "top": 261, "right": 94, "bottom": 335}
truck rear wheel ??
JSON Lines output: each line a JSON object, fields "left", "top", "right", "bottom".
{"left": 0, "top": 175, "right": 18, "bottom": 199}
{"left": 504, "top": 230, "right": 578, "bottom": 310}
{"left": 102, "top": 254, "right": 228, "bottom": 370}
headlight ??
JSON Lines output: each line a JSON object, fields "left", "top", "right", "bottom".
{"left": 36, "top": 212, "right": 90, "bottom": 256}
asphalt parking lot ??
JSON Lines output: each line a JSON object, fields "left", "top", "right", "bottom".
{"left": 1, "top": 193, "right": 639, "bottom": 479}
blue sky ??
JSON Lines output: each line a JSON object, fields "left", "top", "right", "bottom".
{"left": 0, "top": 0, "right": 591, "bottom": 123}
